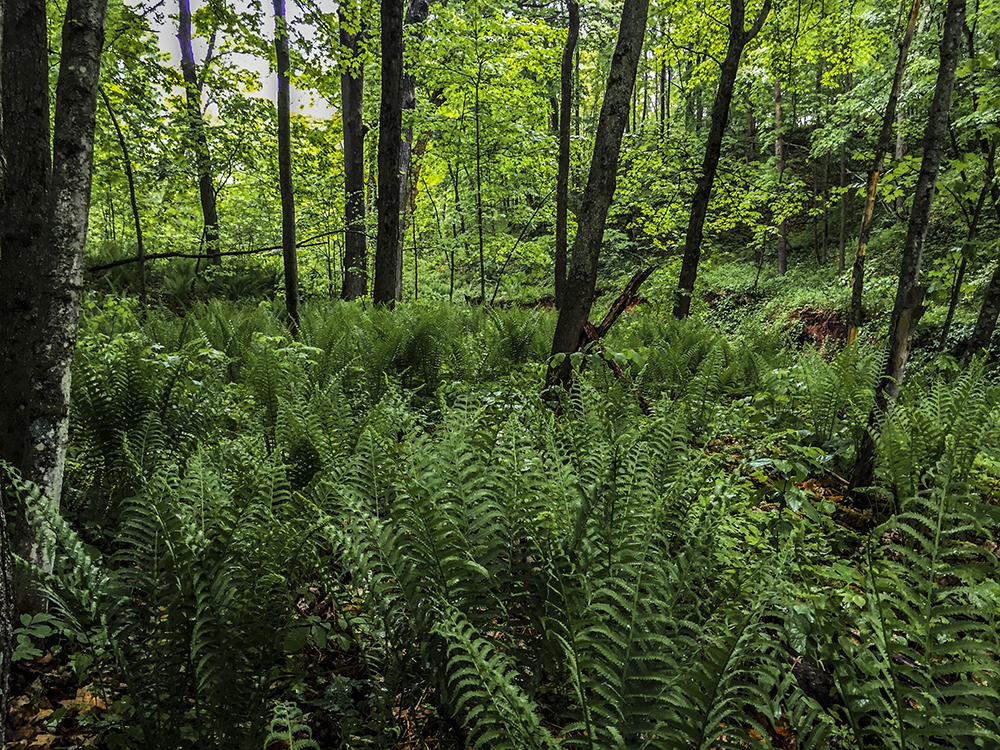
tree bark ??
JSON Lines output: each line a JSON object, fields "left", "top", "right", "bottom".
{"left": 774, "top": 78, "right": 788, "bottom": 275}
{"left": 673, "top": 0, "right": 772, "bottom": 318}
{"left": 178, "top": 0, "right": 221, "bottom": 265}
{"left": 374, "top": 0, "right": 404, "bottom": 307}
{"left": 340, "top": 3, "right": 367, "bottom": 300}
{"left": 847, "top": 0, "right": 921, "bottom": 343}
{"left": 850, "top": 0, "right": 964, "bottom": 493}
{"left": 100, "top": 89, "right": 146, "bottom": 311}
{"left": 395, "top": 0, "right": 430, "bottom": 301}
{"left": 0, "top": 0, "right": 108, "bottom": 618}
{"left": 838, "top": 142, "right": 847, "bottom": 275}
{"left": 274, "top": 0, "right": 299, "bottom": 332}
{"left": 547, "top": 0, "right": 650, "bottom": 387}
{"left": 554, "top": 0, "right": 579, "bottom": 310}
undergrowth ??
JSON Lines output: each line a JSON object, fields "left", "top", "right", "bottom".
{"left": 5, "top": 297, "right": 998, "bottom": 749}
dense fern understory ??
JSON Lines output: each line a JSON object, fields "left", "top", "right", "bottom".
{"left": 4, "top": 296, "right": 999, "bottom": 749}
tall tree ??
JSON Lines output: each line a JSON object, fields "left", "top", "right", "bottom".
{"left": 673, "top": 0, "right": 772, "bottom": 319}
{"left": 0, "top": 0, "right": 108, "bottom": 620}
{"left": 395, "top": 0, "right": 430, "bottom": 300}
{"left": 554, "top": 0, "right": 579, "bottom": 309}
{"left": 547, "top": 0, "right": 649, "bottom": 387}
{"left": 274, "top": 0, "right": 299, "bottom": 331}
{"left": 846, "top": 0, "right": 921, "bottom": 343}
{"left": 850, "top": 0, "right": 964, "bottom": 492}
{"left": 374, "top": 0, "right": 404, "bottom": 307}
{"left": 0, "top": 4, "right": 9, "bottom": 733}
{"left": 178, "top": 0, "right": 221, "bottom": 265}
{"left": 773, "top": 78, "right": 788, "bottom": 275}
{"left": 340, "top": 1, "right": 367, "bottom": 300}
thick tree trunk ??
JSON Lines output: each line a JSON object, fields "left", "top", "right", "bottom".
{"left": 547, "top": 0, "right": 650, "bottom": 387}
{"left": 673, "top": 0, "right": 771, "bottom": 318}
{"left": 374, "top": 0, "right": 404, "bottom": 307}
{"left": 555, "top": 0, "right": 579, "bottom": 309}
{"left": 274, "top": 0, "right": 299, "bottom": 332}
{"left": 0, "top": 0, "right": 108, "bottom": 617}
{"left": 178, "top": 0, "right": 221, "bottom": 265}
{"left": 850, "top": 0, "right": 963, "bottom": 493}
{"left": 847, "top": 0, "right": 920, "bottom": 343}
{"left": 340, "top": 4, "right": 367, "bottom": 300}
{"left": 0, "top": 2, "right": 8, "bottom": 733}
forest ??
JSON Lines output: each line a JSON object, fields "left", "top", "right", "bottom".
{"left": 1, "top": 0, "right": 1000, "bottom": 746}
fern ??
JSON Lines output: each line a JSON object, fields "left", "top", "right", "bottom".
{"left": 838, "top": 452, "right": 1000, "bottom": 748}
{"left": 431, "top": 607, "right": 560, "bottom": 749}
{"left": 263, "top": 702, "right": 320, "bottom": 750}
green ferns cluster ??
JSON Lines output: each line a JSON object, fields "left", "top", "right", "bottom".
{"left": 10, "top": 298, "right": 999, "bottom": 748}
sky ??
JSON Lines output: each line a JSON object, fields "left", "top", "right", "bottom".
{"left": 134, "top": 0, "right": 336, "bottom": 117}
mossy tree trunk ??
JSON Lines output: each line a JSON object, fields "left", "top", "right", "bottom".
{"left": 0, "top": 0, "right": 108, "bottom": 623}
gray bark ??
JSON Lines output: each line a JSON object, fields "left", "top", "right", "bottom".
{"left": 274, "top": 0, "right": 299, "bottom": 332}
{"left": 0, "top": 0, "right": 108, "bottom": 617}
{"left": 340, "top": 3, "right": 367, "bottom": 300}
{"left": 547, "top": 0, "right": 649, "bottom": 386}
{"left": 373, "top": 0, "right": 404, "bottom": 307}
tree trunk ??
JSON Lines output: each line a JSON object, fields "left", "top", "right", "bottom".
{"left": 374, "top": 0, "right": 405, "bottom": 307}
{"left": 774, "top": 78, "right": 788, "bottom": 275}
{"left": 0, "top": 0, "right": 108, "bottom": 618}
{"left": 0, "top": 485, "right": 12, "bottom": 749}
{"left": 847, "top": 0, "right": 921, "bottom": 343}
{"left": 340, "top": 4, "right": 367, "bottom": 300}
{"left": 178, "top": 0, "right": 221, "bottom": 265}
{"left": 547, "top": 0, "right": 650, "bottom": 387}
{"left": 100, "top": 89, "right": 146, "bottom": 311}
{"left": 850, "top": 0, "right": 963, "bottom": 493}
{"left": 395, "top": 0, "right": 430, "bottom": 301}
{"left": 555, "top": 0, "right": 579, "bottom": 309}
{"left": 838, "top": 142, "right": 848, "bottom": 274}
{"left": 894, "top": 106, "right": 906, "bottom": 214}
{"left": 673, "top": 0, "right": 772, "bottom": 318}
{"left": 968, "top": 253, "right": 1000, "bottom": 354}
{"left": 274, "top": 0, "right": 299, "bottom": 332}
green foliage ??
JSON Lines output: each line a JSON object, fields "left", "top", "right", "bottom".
{"left": 878, "top": 356, "right": 1000, "bottom": 502}
{"left": 837, "top": 463, "right": 1000, "bottom": 747}
{"left": 13, "top": 299, "right": 1000, "bottom": 748}
{"left": 263, "top": 703, "right": 320, "bottom": 750}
